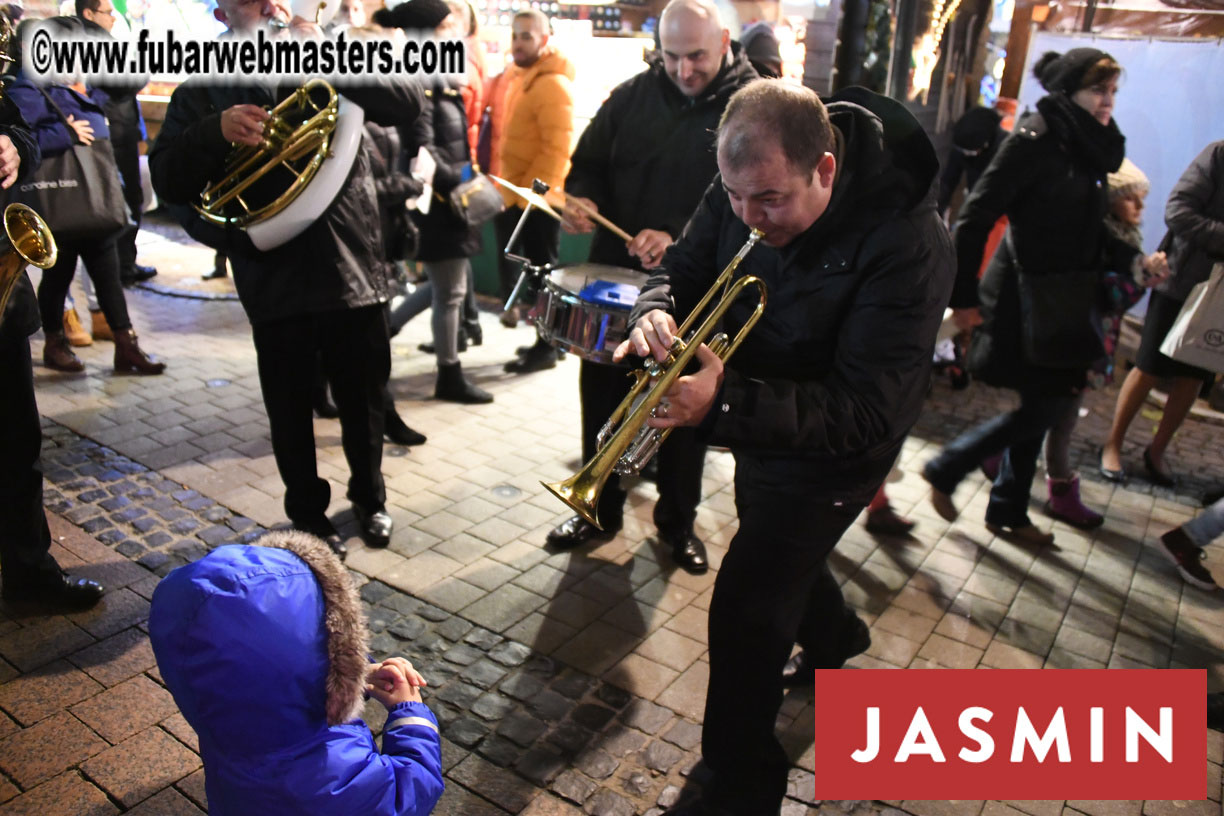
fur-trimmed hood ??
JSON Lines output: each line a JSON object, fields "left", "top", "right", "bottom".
{"left": 149, "top": 531, "right": 371, "bottom": 756}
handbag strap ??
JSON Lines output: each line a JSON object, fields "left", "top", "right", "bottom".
{"left": 33, "top": 85, "right": 86, "bottom": 146}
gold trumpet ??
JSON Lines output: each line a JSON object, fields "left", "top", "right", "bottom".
{"left": 542, "top": 228, "right": 767, "bottom": 530}
{"left": 0, "top": 204, "right": 60, "bottom": 328}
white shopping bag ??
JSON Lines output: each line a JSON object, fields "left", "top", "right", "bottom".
{"left": 408, "top": 148, "right": 436, "bottom": 216}
{"left": 1159, "top": 263, "right": 1224, "bottom": 374}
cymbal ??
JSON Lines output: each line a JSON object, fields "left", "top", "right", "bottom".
{"left": 488, "top": 175, "right": 563, "bottom": 221}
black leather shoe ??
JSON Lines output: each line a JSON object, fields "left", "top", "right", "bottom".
{"left": 325, "top": 534, "right": 347, "bottom": 560}
{"left": 658, "top": 528, "right": 708, "bottom": 575}
{"left": 121, "top": 264, "right": 157, "bottom": 285}
{"left": 782, "top": 615, "right": 872, "bottom": 687}
{"left": 355, "top": 507, "right": 393, "bottom": 548}
{"left": 546, "top": 515, "right": 618, "bottom": 550}
{"left": 385, "top": 413, "right": 427, "bottom": 446}
{"left": 504, "top": 343, "right": 559, "bottom": 374}
{"left": 3, "top": 571, "right": 104, "bottom": 611}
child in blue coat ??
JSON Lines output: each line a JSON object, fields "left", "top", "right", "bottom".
{"left": 149, "top": 531, "right": 444, "bottom": 816}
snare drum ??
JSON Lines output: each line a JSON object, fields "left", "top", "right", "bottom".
{"left": 532, "top": 264, "right": 647, "bottom": 365}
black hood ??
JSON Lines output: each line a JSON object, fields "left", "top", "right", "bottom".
{"left": 814, "top": 86, "right": 940, "bottom": 241}
{"left": 646, "top": 40, "right": 758, "bottom": 110}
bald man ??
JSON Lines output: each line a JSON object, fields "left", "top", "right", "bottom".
{"left": 546, "top": 0, "right": 757, "bottom": 572}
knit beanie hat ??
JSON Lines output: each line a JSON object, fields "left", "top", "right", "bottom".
{"left": 372, "top": 0, "right": 451, "bottom": 30}
{"left": 1107, "top": 157, "right": 1149, "bottom": 202}
{"left": 740, "top": 22, "right": 781, "bottom": 78}
{"left": 1032, "top": 48, "right": 1113, "bottom": 94}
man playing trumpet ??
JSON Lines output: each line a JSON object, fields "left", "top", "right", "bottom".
{"left": 614, "top": 81, "right": 954, "bottom": 815}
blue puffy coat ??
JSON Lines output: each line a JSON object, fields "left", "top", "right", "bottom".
{"left": 149, "top": 532, "right": 444, "bottom": 816}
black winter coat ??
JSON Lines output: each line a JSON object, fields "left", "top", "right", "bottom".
{"left": 1161, "top": 139, "right": 1224, "bottom": 303}
{"left": 565, "top": 43, "right": 757, "bottom": 270}
{"left": 149, "top": 80, "right": 423, "bottom": 325}
{"left": 954, "top": 102, "right": 1139, "bottom": 393}
{"left": 631, "top": 88, "right": 954, "bottom": 500}
{"left": 0, "top": 96, "right": 43, "bottom": 341}
{"left": 365, "top": 121, "right": 423, "bottom": 276}
{"left": 411, "top": 79, "right": 481, "bottom": 262}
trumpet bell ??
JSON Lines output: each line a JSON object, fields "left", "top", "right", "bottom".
{"left": 0, "top": 203, "right": 59, "bottom": 327}
{"left": 541, "top": 474, "right": 604, "bottom": 531}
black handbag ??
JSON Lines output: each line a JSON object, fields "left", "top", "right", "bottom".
{"left": 447, "top": 172, "right": 504, "bottom": 229}
{"left": 1016, "top": 268, "right": 1105, "bottom": 369}
{"left": 7, "top": 87, "right": 130, "bottom": 241}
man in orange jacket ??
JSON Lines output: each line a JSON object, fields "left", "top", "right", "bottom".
{"left": 492, "top": 8, "right": 577, "bottom": 373}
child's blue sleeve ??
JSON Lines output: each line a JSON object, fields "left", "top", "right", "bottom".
{"left": 380, "top": 701, "right": 445, "bottom": 815}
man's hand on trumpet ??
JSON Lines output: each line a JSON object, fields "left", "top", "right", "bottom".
{"left": 613, "top": 309, "right": 723, "bottom": 428}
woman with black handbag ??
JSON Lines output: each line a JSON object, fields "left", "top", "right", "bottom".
{"left": 921, "top": 48, "right": 1167, "bottom": 545}
{"left": 8, "top": 19, "right": 163, "bottom": 375}
{"left": 379, "top": 0, "right": 492, "bottom": 404}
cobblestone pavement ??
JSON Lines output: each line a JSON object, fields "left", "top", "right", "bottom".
{"left": 1, "top": 214, "right": 1222, "bottom": 814}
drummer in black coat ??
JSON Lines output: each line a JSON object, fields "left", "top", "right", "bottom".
{"left": 554, "top": 0, "right": 757, "bottom": 573}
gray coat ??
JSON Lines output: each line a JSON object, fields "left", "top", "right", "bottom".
{"left": 1161, "top": 140, "right": 1224, "bottom": 302}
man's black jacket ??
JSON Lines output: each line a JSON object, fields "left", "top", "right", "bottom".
{"left": 565, "top": 43, "right": 756, "bottom": 270}
{"left": 631, "top": 87, "right": 954, "bottom": 500}
{"left": 150, "top": 78, "right": 423, "bottom": 325}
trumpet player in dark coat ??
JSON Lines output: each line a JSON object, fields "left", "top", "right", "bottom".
{"left": 617, "top": 81, "right": 953, "bottom": 815}
{"left": 149, "top": 0, "right": 424, "bottom": 555}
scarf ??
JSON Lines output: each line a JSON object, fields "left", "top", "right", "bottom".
{"left": 1036, "top": 92, "right": 1126, "bottom": 176}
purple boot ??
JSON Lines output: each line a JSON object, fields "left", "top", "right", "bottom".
{"left": 1044, "top": 474, "right": 1104, "bottom": 530}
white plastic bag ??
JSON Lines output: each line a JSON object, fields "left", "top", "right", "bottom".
{"left": 1159, "top": 263, "right": 1224, "bottom": 374}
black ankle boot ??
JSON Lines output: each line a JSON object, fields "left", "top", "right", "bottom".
{"left": 435, "top": 362, "right": 493, "bottom": 404}
{"left": 463, "top": 319, "right": 483, "bottom": 347}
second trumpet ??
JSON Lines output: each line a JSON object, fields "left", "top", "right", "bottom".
{"left": 542, "top": 228, "right": 767, "bottom": 530}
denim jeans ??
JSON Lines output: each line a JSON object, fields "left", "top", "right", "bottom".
{"left": 925, "top": 389, "right": 1080, "bottom": 527}
{"left": 1185, "top": 498, "right": 1224, "bottom": 548}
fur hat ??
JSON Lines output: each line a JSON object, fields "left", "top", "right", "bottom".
{"left": 372, "top": 0, "right": 451, "bottom": 31}
{"left": 1108, "top": 157, "right": 1149, "bottom": 202}
{"left": 1032, "top": 47, "right": 1113, "bottom": 94}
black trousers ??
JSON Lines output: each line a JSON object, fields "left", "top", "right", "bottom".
{"left": 579, "top": 359, "right": 705, "bottom": 533}
{"left": 250, "top": 305, "right": 389, "bottom": 527}
{"left": 702, "top": 454, "right": 867, "bottom": 814}
{"left": 0, "top": 327, "right": 62, "bottom": 585}
{"left": 37, "top": 232, "right": 132, "bottom": 332}
{"left": 112, "top": 134, "right": 143, "bottom": 274}
{"left": 494, "top": 206, "right": 560, "bottom": 303}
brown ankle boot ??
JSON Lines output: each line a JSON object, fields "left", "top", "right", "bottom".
{"left": 43, "top": 331, "right": 85, "bottom": 372}
{"left": 90, "top": 309, "right": 113, "bottom": 341}
{"left": 113, "top": 329, "right": 166, "bottom": 375}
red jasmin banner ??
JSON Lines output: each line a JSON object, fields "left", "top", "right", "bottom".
{"left": 810, "top": 670, "right": 1206, "bottom": 800}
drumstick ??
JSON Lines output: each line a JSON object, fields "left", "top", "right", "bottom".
{"left": 565, "top": 194, "right": 634, "bottom": 244}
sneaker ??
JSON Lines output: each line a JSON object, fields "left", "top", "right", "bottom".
{"left": 1158, "top": 527, "right": 1218, "bottom": 591}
